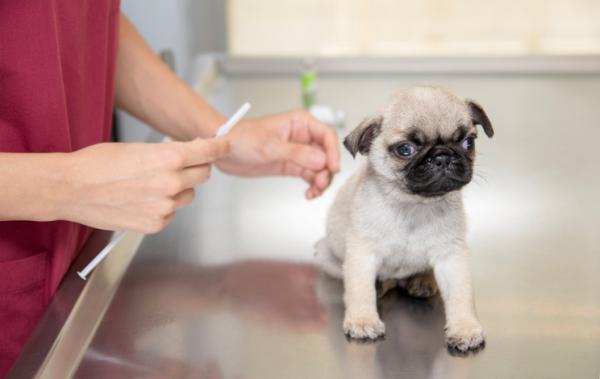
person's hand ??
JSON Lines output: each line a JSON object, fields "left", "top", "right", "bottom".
{"left": 216, "top": 110, "right": 340, "bottom": 199}
{"left": 58, "top": 139, "right": 229, "bottom": 233}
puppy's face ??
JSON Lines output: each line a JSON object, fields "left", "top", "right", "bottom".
{"left": 344, "top": 87, "right": 494, "bottom": 198}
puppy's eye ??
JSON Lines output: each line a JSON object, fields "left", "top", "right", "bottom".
{"left": 461, "top": 137, "right": 475, "bottom": 151}
{"left": 394, "top": 143, "right": 417, "bottom": 158}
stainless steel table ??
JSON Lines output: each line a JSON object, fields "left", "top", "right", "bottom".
{"left": 9, "top": 112, "right": 600, "bottom": 378}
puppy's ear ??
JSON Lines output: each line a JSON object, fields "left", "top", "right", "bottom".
{"left": 466, "top": 100, "right": 494, "bottom": 138}
{"left": 343, "top": 115, "right": 383, "bottom": 158}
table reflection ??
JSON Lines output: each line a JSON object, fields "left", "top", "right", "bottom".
{"left": 75, "top": 259, "right": 475, "bottom": 379}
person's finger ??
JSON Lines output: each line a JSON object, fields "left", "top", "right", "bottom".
{"left": 283, "top": 162, "right": 331, "bottom": 199}
{"left": 306, "top": 183, "right": 319, "bottom": 200}
{"left": 269, "top": 142, "right": 327, "bottom": 171}
{"left": 180, "top": 137, "right": 230, "bottom": 167}
{"left": 295, "top": 167, "right": 316, "bottom": 185}
{"left": 314, "top": 170, "right": 331, "bottom": 191}
{"left": 301, "top": 168, "right": 316, "bottom": 184}
{"left": 305, "top": 116, "right": 340, "bottom": 173}
{"left": 309, "top": 185, "right": 321, "bottom": 199}
{"left": 173, "top": 188, "right": 195, "bottom": 208}
{"left": 305, "top": 170, "right": 330, "bottom": 199}
{"left": 181, "top": 164, "right": 211, "bottom": 188}
{"left": 281, "top": 162, "right": 316, "bottom": 184}
{"left": 305, "top": 187, "right": 315, "bottom": 200}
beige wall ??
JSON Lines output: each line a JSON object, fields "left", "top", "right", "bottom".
{"left": 228, "top": 0, "right": 600, "bottom": 56}
{"left": 221, "top": 72, "right": 600, "bottom": 245}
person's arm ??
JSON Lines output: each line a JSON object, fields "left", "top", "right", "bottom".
{"left": 0, "top": 153, "right": 69, "bottom": 222}
{"left": 0, "top": 15, "right": 230, "bottom": 231}
{"left": 115, "top": 15, "right": 340, "bottom": 199}
{"left": 115, "top": 16, "right": 224, "bottom": 139}
{"left": 0, "top": 139, "right": 229, "bottom": 232}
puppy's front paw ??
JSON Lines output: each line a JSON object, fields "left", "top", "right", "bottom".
{"left": 343, "top": 315, "right": 385, "bottom": 341}
{"left": 445, "top": 320, "right": 485, "bottom": 352}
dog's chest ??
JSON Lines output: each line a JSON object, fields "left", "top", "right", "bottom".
{"left": 376, "top": 222, "right": 433, "bottom": 279}
{"left": 360, "top": 202, "right": 459, "bottom": 279}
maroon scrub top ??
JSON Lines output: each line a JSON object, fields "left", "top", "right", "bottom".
{"left": 0, "top": 0, "right": 120, "bottom": 374}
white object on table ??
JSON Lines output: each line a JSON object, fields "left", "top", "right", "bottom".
{"left": 77, "top": 231, "right": 126, "bottom": 280}
{"left": 77, "top": 102, "right": 251, "bottom": 281}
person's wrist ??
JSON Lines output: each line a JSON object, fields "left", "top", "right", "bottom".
{"left": 45, "top": 152, "right": 78, "bottom": 222}
{"left": 191, "top": 106, "right": 226, "bottom": 138}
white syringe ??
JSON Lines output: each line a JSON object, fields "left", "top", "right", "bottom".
{"left": 77, "top": 231, "right": 126, "bottom": 280}
{"left": 77, "top": 102, "right": 251, "bottom": 280}
{"left": 216, "top": 102, "right": 251, "bottom": 137}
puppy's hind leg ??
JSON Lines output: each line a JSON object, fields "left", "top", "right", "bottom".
{"left": 376, "top": 279, "right": 399, "bottom": 299}
{"left": 405, "top": 270, "right": 438, "bottom": 299}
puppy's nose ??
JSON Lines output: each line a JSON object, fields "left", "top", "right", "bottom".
{"left": 433, "top": 154, "right": 451, "bottom": 168}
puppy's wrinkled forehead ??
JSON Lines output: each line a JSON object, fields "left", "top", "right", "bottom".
{"left": 382, "top": 87, "right": 474, "bottom": 142}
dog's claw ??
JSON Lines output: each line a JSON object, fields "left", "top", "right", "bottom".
{"left": 343, "top": 316, "right": 386, "bottom": 341}
{"left": 445, "top": 321, "right": 485, "bottom": 352}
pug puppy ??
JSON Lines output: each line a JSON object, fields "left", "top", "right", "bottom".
{"left": 315, "top": 86, "right": 494, "bottom": 352}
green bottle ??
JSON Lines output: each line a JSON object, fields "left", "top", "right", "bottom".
{"left": 301, "top": 59, "right": 317, "bottom": 110}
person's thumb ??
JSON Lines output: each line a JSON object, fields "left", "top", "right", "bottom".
{"left": 270, "top": 142, "right": 327, "bottom": 171}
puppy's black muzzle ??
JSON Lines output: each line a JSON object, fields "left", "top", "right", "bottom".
{"left": 429, "top": 146, "right": 454, "bottom": 169}
{"left": 405, "top": 146, "right": 473, "bottom": 197}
